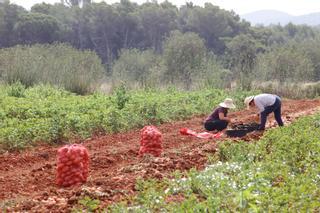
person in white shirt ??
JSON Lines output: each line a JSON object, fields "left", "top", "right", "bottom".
{"left": 244, "top": 94, "right": 284, "bottom": 130}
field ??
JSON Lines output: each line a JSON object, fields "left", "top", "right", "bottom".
{"left": 0, "top": 84, "right": 253, "bottom": 151}
{"left": 0, "top": 88, "right": 319, "bottom": 211}
{"left": 1, "top": 1, "right": 320, "bottom": 211}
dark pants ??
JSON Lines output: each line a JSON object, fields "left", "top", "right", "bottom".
{"left": 259, "top": 97, "right": 284, "bottom": 130}
{"left": 204, "top": 120, "right": 228, "bottom": 131}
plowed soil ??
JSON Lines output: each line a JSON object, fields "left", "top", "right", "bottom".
{"left": 0, "top": 99, "right": 319, "bottom": 212}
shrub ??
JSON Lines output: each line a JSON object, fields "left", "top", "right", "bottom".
{"left": 254, "top": 45, "right": 315, "bottom": 83}
{"left": 112, "top": 49, "right": 161, "bottom": 89}
{"left": 0, "top": 44, "right": 104, "bottom": 94}
{"left": 252, "top": 81, "right": 320, "bottom": 99}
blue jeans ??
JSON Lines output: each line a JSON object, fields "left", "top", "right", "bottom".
{"left": 259, "top": 97, "right": 284, "bottom": 130}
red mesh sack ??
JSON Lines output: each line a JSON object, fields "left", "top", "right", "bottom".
{"left": 56, "top": 144, "right": 89, "bottom": 187}
{"left": 139, "top": 126, "right": 162, "bottom": 157}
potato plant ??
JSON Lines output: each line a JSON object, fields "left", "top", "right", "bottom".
{"left": 0, "top": 84, "right": 253, "bottom": 151}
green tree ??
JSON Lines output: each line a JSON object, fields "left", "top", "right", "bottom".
{"left": 14, "top": 13, "right": 60, "bottom": 44}
{"left": 138, "top": 1, "right": 178, "bottom": 52}
{"left": 178, "top": 3, "right": 250, "bottom": 54}
{"left": 226, "top": 34, "right": 262, "bottom": 89}
{"left": 112, "top": 49, "right": 160, "bottom": 88}
{"left": 31, "top": 3, "right": 75, "bottom": 44}
{"left": 254, "top": 45, "right": 314, "bottom": 83}
{"left": 0, "top": 2, "right": 26, "bottom": 47}
{"left": 83, "top": 3, "right": 120, "bottom": 64}
{"left": 290, "top": 39, "right": 320, "bottom": 81}
{"left": 163, "top": 31, "right": 206, "bottom": 89}
{"left": 114, "top": 0, "right": 140, "bottom": 49}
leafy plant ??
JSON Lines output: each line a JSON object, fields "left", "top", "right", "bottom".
{"left": 6, "top": 82, "right": 26, "bottom": 98}
{"left": 114, "top": 85, "right": 130, "bottom": 110}
{"left": 73, "top": 196, "right": 100, "bottom": 213}
{"left": 0, "top": 85, "right": 253, "bottom": 151}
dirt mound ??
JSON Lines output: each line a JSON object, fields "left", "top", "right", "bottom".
{"left": 0, "top": 99, "right": 319, "bottom": 211}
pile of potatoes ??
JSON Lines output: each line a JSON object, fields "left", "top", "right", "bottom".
{"left": 139, "top": 126, "right": 162, "bottom": 157}
{"left": 56, "top": 144, "right": 89, "bottom": 187}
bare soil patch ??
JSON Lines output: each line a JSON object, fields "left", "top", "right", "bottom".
{"left": 0, "top": 99, "right": 319, "bottom": 212}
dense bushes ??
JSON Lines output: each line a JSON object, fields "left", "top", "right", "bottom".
{"left": 254, "top": 44, "right": 315, "bottom": 83}
{"left": 112, "top": 49, "right": 161, "bottom": 88}
{"left": 0, "top": 44, "right": 104, "bottom": 94}
{"left": 111, "top": 32, "right": 229, "bottom": 90}
{"left": 110, "top": 35, "right": 320, "bottom": 93}
{"left": 252, "top": 81, "right": 320, "bottom": 99}
{"left": 1, "top": 37, "right": 320, "bottom": 96}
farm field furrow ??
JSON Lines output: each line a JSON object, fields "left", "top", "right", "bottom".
{"left": 0, "top": 99, "right": 319, "bottom": 211}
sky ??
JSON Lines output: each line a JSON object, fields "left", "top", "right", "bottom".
{"left": 9, "top": 0, "right": 320, "bottom": 16}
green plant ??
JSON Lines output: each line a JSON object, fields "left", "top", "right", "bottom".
{"left": 0, "top": 85, "right": 251, "bottom": 151}
{"left": 114, "top": 85, "right": 130, "bottom": 110}
{"left": 73, "top": 196, "right": 100, "bottom": 212}
{"left": 6, "top": 82, "right": 26, "bottom": 98}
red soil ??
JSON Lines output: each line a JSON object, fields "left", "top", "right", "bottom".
{"left": 0, "top": 99, "right": 319, "bottom": 212}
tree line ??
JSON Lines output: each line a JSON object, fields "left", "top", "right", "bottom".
{"left": 0, "top": 0, "right": 250, "bottom": 64}
{"left": 0, "top": 0, "right": 320, "bottom": 92}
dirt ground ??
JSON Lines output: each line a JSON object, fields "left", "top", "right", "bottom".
{"left": 0, "top": 99, "right": 319, "bottom": 212}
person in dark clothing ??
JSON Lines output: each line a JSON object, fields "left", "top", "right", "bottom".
{"left": 204, "top": 98, "right": 236, "bottom": 132}
{"left": 244, "top": 94, "right": 284, "bottom": 130}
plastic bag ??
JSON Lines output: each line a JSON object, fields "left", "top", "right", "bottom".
{"left": 180, "top": 128, "right": 223, "bottom": 139}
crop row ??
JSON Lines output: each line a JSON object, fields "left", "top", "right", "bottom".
{"left": 0, "top": 83, "right": 253, "bottom": 151}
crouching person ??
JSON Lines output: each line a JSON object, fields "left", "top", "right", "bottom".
{"left": 204, "top": 98, "right": 235, "bottom": 133}
{"left": 244, "top": 94, "right": 284, "bottom": 131}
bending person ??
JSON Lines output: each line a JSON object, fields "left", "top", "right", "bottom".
{"left": 244, "top": 94, "right": 284, "bottom": 130}
{"left": 204, "top": 98, "right": 235, "bottom": 132}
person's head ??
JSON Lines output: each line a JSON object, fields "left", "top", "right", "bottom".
{"left": 244, "top": 96, "right": 255, "bottom": 110}
{"left": 219, "top": 98, "right": 236, "bottom": 109}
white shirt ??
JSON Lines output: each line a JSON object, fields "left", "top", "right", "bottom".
{"left": 254, "top": 94, "right": 277, "bottom": 112}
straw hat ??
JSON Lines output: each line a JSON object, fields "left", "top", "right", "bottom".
{"left": 244, "top": 96, "right": 255, "bottom": 110}
{"left": 219, "top": 98, "right": 236, "bottom": 109}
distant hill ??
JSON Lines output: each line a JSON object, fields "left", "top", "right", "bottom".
{"left": 241, "top": 10, "right": 320, "bottom": 26}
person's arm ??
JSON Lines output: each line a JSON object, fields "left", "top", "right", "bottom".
{"left": 218, "top": 112, "right": 231, "bottom": 122}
